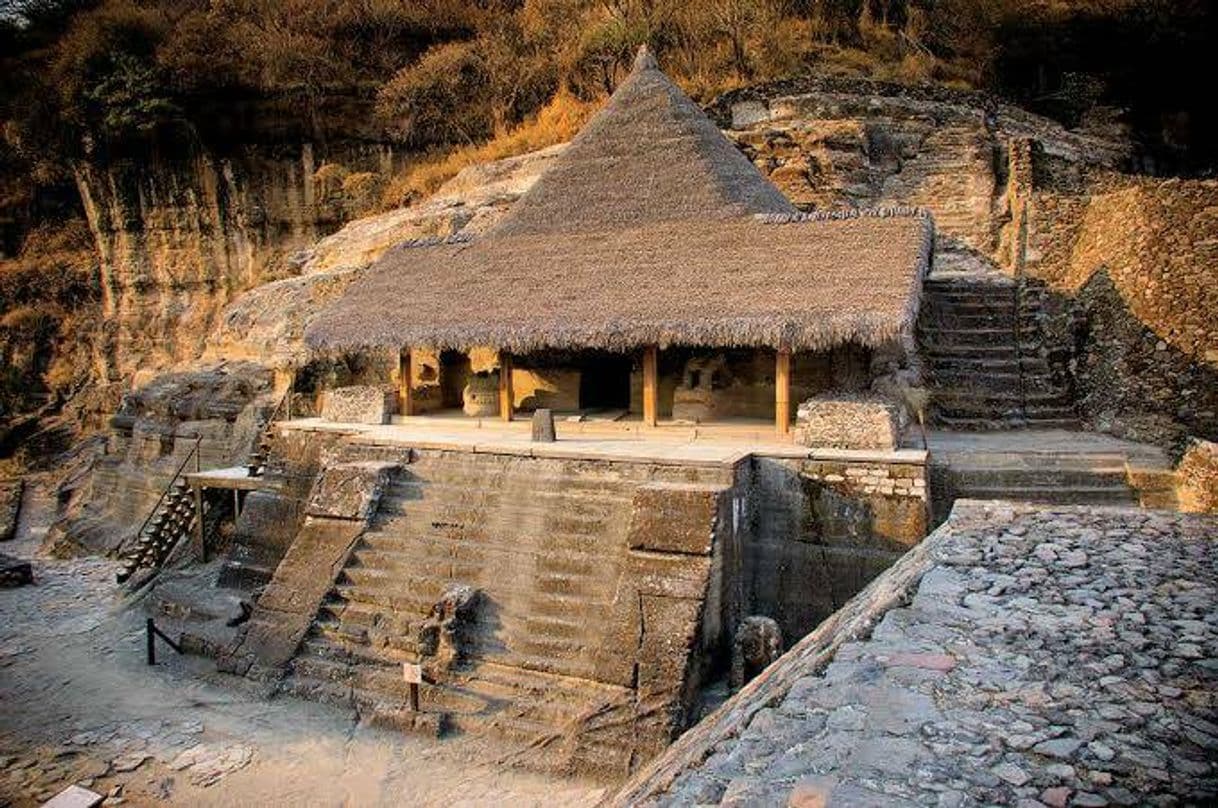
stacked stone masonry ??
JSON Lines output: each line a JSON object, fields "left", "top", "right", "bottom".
{"left": 1176, "top": 439, "right": 1218, "bottom": 514}
{"left": 795, "top": 395, "right": 901, "bottom": 451}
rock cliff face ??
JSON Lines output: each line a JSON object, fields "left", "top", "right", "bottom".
{"left": 202, "top": 145, "right": 565, "bottom": 370}
{"left": 74, "top": 139, "right": 402, "bottom": 389}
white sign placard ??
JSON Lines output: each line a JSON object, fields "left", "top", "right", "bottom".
{"left": 402, "top": 662, "right": 422, "bottom": 684}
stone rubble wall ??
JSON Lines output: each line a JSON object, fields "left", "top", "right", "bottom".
{"left": 1176, "top": 439, "right": 1218, "bottom": 513}
{"left": 319, "top": 385, "right": 394, "bottom": 425}
{"left": 1026, "top": 174, "right": 1218, "bottom": 447}
{"left": 794, "top": 394, "right": 900, "bottom": 450}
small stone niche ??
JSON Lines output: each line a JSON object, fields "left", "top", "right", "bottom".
{"left": 320, "top": 385, "right": 395, "bottom": 425}
{"left": 795, "top": 393, "right": 900, "bottom": 450}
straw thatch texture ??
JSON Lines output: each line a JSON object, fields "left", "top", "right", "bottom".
{"left": 489, "top": 46, "right": 795, "bottom": 237}
{"left": 305, "top": 211, "right": 932, "bottom": 354}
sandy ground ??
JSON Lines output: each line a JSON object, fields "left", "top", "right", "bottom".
{"left": 0, "top": 484, "right": 608, "bottom": 807}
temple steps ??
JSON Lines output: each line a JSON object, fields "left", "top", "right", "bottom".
{"left": 918, "top": 261, "right": 1077, "bottom": 430}
{"left": 284, "top": 450, "right": 647, "bottom": 752}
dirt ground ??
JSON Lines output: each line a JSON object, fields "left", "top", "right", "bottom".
{"left": 0, "top": 484, "right": 608, "bottom": 807}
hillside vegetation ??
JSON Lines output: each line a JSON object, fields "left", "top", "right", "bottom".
{"left": 2, "top": 0, "right": 1214, "bottom": 217}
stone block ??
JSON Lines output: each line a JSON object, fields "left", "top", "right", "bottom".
{"left": 41, "top": 785, "right": 103, "bottom": 808}
{"left": 320, "top": 385, "right": 393, "bottom": 425}
{"left": 1176, "top": 439, "right": 1218, "bottom": 513}
{"left": 627, "top": 483, "right": 729, "bottom": 555}
{"left": 305, "top": 461, "right": 397, "bottom": 520}
{"left": 531, "top": 409, "right": 556, "bottom": 442}
{"left": 0, "top": 479, "right": 21, "bottom": 542}
{"left": 794, "top": 394, "right": 899, "bottom": 450}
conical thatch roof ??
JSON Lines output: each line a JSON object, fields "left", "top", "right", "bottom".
{"left": 491, "top": 46, "right": 796, "bottom": 236}
{"left": 305, "top": 48, "right": 934, "bottom": 356}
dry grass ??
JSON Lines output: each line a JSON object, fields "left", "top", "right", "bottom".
{"left": 381, "top": 87, "right": 597, "bottom": 208}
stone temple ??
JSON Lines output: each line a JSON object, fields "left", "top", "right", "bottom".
{"left": 50, "top": 45, "right": 1215, "bottom": 800}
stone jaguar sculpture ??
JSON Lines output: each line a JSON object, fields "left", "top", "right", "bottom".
{"left": 731, "top": 615, "right": 784, "bottom": 691}
{"left": 417, "top": 583, "right": 480, "bottom": 674}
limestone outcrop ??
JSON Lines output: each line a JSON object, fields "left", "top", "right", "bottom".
{"left": 202, "top": 145, "right": 564, "bottom": 370}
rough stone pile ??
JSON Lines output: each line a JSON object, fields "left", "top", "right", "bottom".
{"left": 794, "top": 394, "right": 901, "bottom": 450}
{"left": 633, "top": 503, "right": 1216, "bottom": 807}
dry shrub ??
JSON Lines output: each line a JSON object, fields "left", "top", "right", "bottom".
{"left": 382, "top": 87, "right": 596, "bottom": 208}
{"left": 341, "top": 172, "right": 382, "bottom": 212}
{"left": 313, "top": 162, "right": 350, "bottom": 205}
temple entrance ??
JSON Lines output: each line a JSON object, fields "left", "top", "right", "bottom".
{"left": 578, "top": 353, "right": 632, "bottom": 411}
{"left": 439, "top": 350, "right": 470, "bottom": 409}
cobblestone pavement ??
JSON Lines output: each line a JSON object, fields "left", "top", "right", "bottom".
{"left": 650, "top": 503, "right": 1217, "bottom": 807}
{"left": 0, "top": 549, "right": 604, "bottom": 806}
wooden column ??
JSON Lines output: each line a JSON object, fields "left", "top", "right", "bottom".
{"left": 397, "top": 349, "right": 414, "bottom": 416}
{"left": 775, "top": 346, "right": 792, "bottom": 438}
{"left": 192, "top": 484, "right": 206, "bottom": 562}
{"left": 642, "top": 345, "right": 658, "bottom": 428}
{"left": 498, "top": 352, "right": 514, "bottom": 422}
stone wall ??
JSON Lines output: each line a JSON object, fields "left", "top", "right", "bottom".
{"left": 1176, "top": 439, "right": 1218, "bottom": 514}
{"left": 794, "top": 394, "right": 900, "bottom": 450}
{"left": 742, "top": 451, "right": 928, "bottom": 644}
{"left": 1026, "top": 175, "right": 1218, "bottom": 447}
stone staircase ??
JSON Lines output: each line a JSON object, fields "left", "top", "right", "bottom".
{"left": 918, "top": 251, "right": 1077, "bottom": 430}
{"left": 116, "top": 477, "right": 198, "bottom": 584}
{"left": 281, "top": 450, "right": 669, "bottom": 771}
{"left": 916, "top": 427, "right": 1180, "bottom": 523}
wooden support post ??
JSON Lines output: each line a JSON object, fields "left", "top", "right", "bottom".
{"left": 146, "top": 617, "right": 156, "bottom": 666}
{"left": 192, "top": 484, "right": 206, "bottom": 562}
{"left": 776, "top": 346, "right": 792, "bottom": 438}
{"left": 498, "top": 352, "right": 514, "bottom": 422}
{"left": 398, "top": 349, "right": 414, "bottom": 416}
{"left": 642, "top": 346, "right": 658, "bottom": 427}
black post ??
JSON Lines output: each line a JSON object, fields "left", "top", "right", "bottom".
{"left": 146, "top": 617, "right": 156, "bottom": 665}
{"left": 408, "top": 682, "right": 420, "bottom": 712}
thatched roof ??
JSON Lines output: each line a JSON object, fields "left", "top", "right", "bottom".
{"left": 305, "top": 47, "right": 933, "bottom": 355}
{"left": 306, "top": 209, "right": 932, "bottom": 354}
{"left": 491, "top": 46, "right": 796, "bottom": 236}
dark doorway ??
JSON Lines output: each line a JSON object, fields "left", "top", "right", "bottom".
{"left": 439, "top": 350, "right": 471, "bottom": 409}
{"left": 579, "top": 354, "right": 632, "bottom": 411}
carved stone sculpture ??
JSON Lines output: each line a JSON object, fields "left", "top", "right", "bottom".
{"left": 731, "top": 615, "right": 783, "bottom": 691}
{"left": 417, "top": 583, "right": 480, "bottom": 674}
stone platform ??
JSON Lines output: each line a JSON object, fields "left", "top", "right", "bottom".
{"left": 616, "top": 501, "right": 1217, "bottom": 806}
{"left": 280, "top": 415, "right": 927, "bottom": 468}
